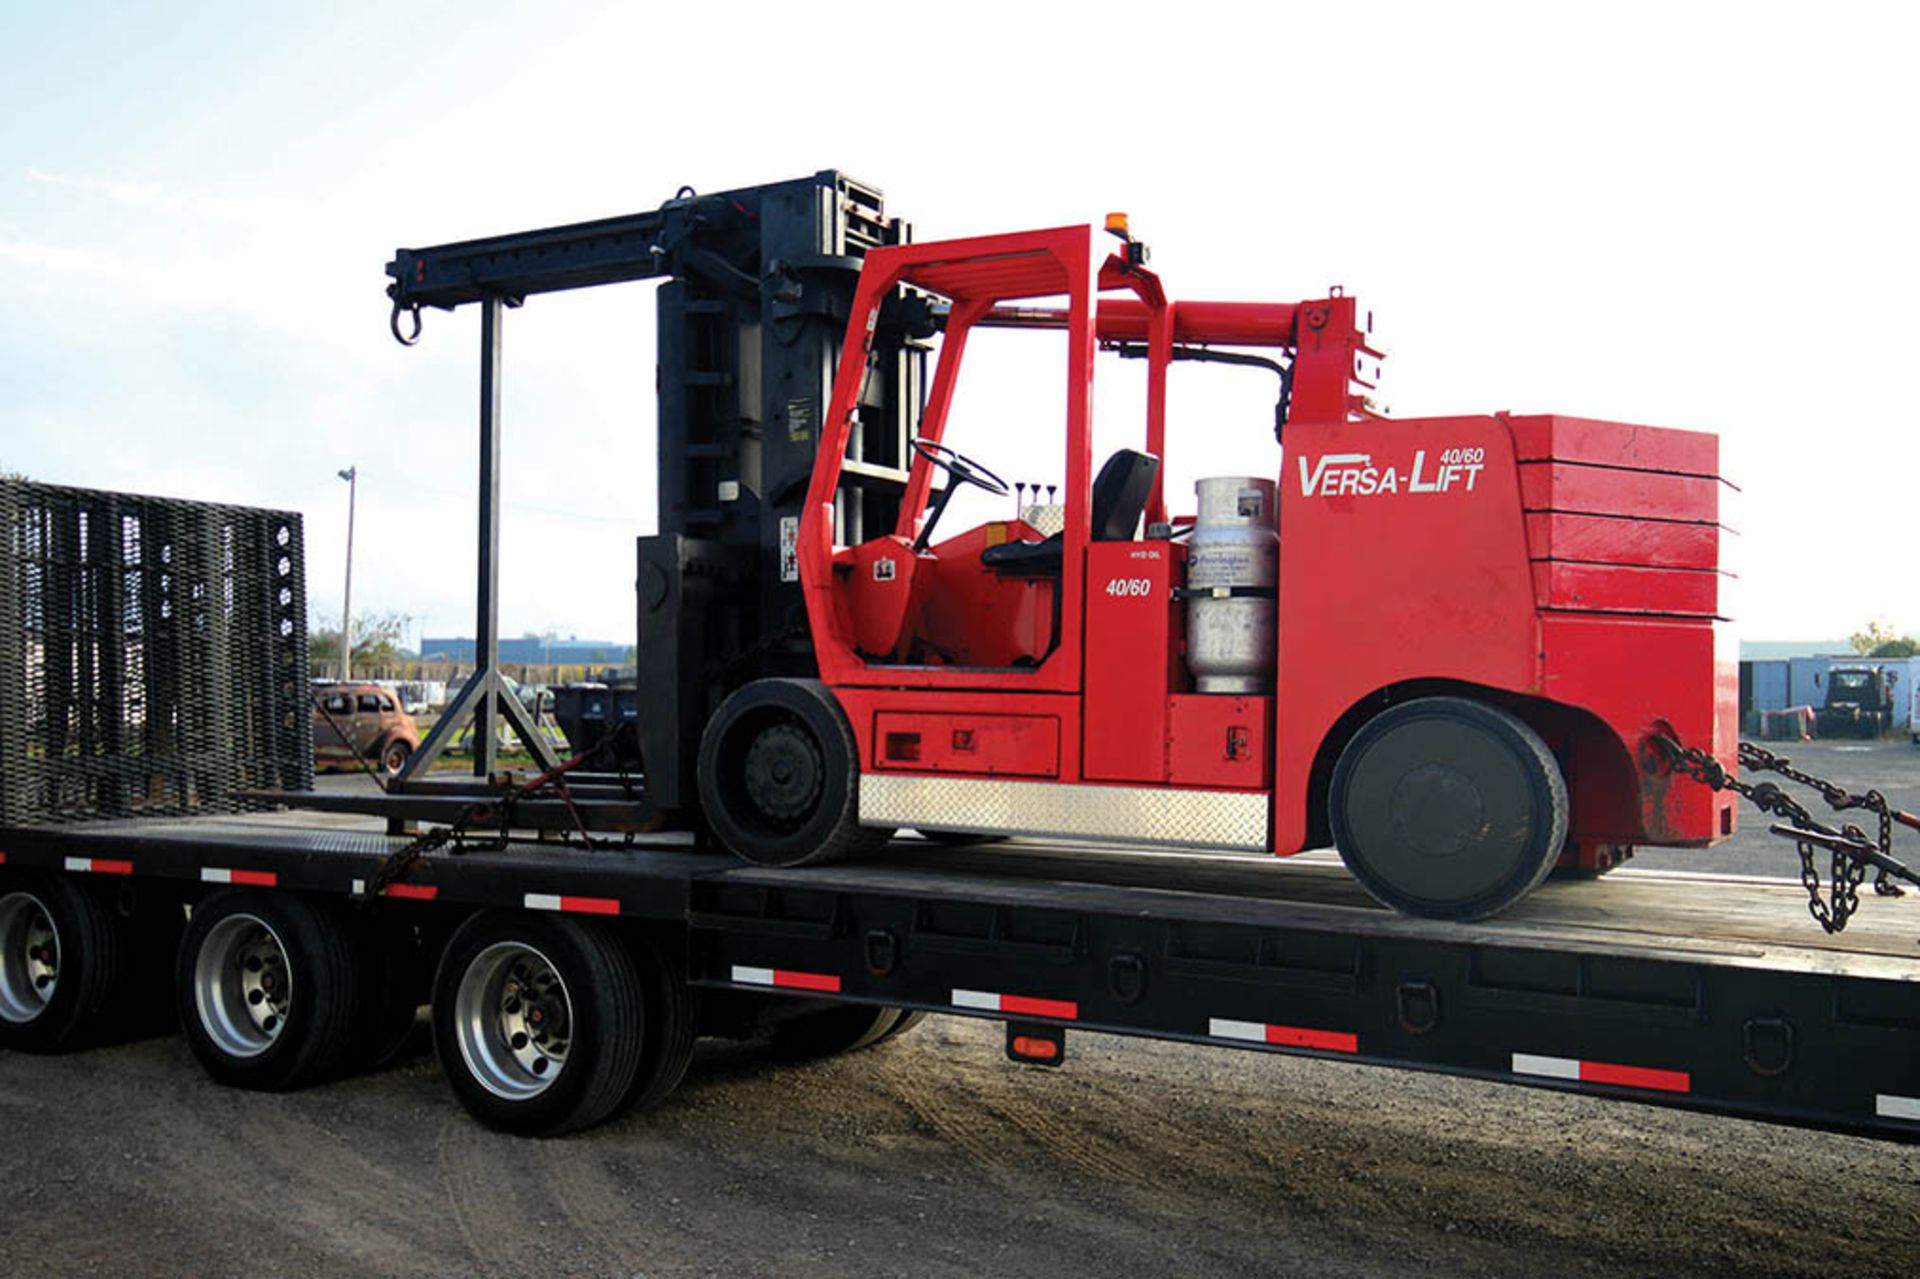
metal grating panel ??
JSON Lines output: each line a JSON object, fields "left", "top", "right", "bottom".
{"left": 0, "top": 479, "right": 310, "bottom": 825}
{"left": 860, "top": 773, "right": 1271, "bottom": 852}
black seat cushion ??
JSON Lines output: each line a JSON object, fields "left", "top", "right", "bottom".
{"left": 981, "top": 449, "right": 1159, "bottom": 576}
{"left": 981, "top": 531, "right": 1063, "bottom": 574}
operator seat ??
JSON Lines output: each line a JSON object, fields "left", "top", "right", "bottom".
{"left": 981, "top": 448, "right": 1160, "bottom": 576}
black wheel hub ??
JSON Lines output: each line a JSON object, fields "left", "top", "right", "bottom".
{"left": 743, "top": 723, "right": 824, "bottom": 826}
{"left": 1388, "top": 763, "right": 1486, "bottom": 857}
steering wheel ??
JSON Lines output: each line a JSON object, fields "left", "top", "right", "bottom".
{"left": 911, "top": 437, "right": 1011, "bottom": 497}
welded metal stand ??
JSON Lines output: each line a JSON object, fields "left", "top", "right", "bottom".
{"left": 398, "top": 298, "right": 562, "bottom": 783}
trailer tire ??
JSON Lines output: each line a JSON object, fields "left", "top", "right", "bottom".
{"left": 1330, "top": 696, "right": 1568, "bottom": 921}
{"left": 699, "top": 678, "right": 890, "bottom": 867}
{"left": 0, "top": 874, "right": 127, "bottom": 1052}
{"left": 772, "top": 1003, "right": 913, "bottom": 1060}
{"left": 433, "top": 911, "right": 645, "bottom": 1137}
{"left": 178, "top": 891, "right": 364, "bottom": 1090}
{"left": 617, "top": 932, "right": 697, "bottom": 1116}
{"left": 874, "top": 1008, "right": 928, "bottom": 1043}
{"left": 358, "top": 916, "right": 429, "bottom": 1069}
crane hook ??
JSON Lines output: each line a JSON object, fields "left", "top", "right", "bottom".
{"left": 390, "top": 297, "right": 423, "bottom": 346}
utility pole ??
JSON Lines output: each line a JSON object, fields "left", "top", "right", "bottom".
{"left": 338, "top": 466, "right": 357, "bottom": 681}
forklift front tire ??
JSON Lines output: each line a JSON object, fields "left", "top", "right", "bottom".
{"left": 1329, "top": 696, "right": 1568, "bottom": 921}
{"left": 698, "top": 679, "right": 889, "bottom": 867}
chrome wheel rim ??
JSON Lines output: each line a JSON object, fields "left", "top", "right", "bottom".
{"left": 0, "top": 893, "right": 59, "bottom": 1024}
{"left": 454, "top": 941, "right": 572, "bottom": 1100}
{"left": 194, "top": 913, "right": 291, "bottom": 1058}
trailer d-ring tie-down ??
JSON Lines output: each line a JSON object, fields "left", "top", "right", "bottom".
{"left": 1659, "top": 735, "right": 1920, "bottom": 933}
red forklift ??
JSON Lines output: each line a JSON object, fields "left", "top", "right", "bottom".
{"left": 695, "top": 218, "right": 1737, "bottom": 919}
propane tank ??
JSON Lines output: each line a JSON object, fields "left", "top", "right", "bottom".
{"left": 1185, "top": 476, "right": 1279, "bottom": 694}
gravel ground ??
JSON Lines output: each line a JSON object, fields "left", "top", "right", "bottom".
{"left": 3, "top": 740, "right": 1914, "bottom": 1276}
{"left": 2, "top": 1012, "right": 1916, "bottom": 1278}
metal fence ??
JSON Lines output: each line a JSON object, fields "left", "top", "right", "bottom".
{"left": 0, "top": 480, "right": 311, "bottom": 825}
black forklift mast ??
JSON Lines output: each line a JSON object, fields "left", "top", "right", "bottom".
{"left": 385, "top": 172, "right": 926, "bottom": 817}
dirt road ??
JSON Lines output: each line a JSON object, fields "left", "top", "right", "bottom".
{"left": 3, "top": 1010, "right": 1916, "bottom": 1277}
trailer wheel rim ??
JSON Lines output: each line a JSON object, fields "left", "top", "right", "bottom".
{"left": 0, "top": 892, "right": 60, "bottom": 1024}
{"left": 193, "top": 913, "right": 292, "bottom": 1058}
{"left": 454, "top": 941, "right": 573, "bottom": 1100}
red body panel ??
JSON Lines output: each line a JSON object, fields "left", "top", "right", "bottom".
{"left": 873, "top": 711, "right": 1060, "bottom": 778}
{"left": 1167, "top": 695, "right": 1273, "bottom": 790}
{"left": 1083, "top": 541, "right": 1179, "bottom": 783}
{"left": 1273, "top": 415, "right": 1540, "bottom": 854}
{"left": 836, "top": 688, "right": 1084, "bottom": 783}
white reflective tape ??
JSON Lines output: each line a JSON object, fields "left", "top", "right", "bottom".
{"left": 524, "top": 893, "right": 564, "bottom": 912}
{"left": 1876, "top": 1093, "right": 1920, "bottom": 1121}
{"left": 201, "top": 868, "right": 233, "bottom": 884}
{"left": 351, "top": 879, "right": 367, "bottom": 896}
{"left": 63, "top": 857, "right": 89, "bottom": 873}
{"left": 952, "top": 989, "right": 1000, "bottom": 1012}
{"left": 1512, "top": 1052, "right": 1582, "bottom": 1081}
{"left": 1209, "top": 1018, "right": 1268, "bottom": 1044}
{"left": 732, "top": 966, "right": 776, "bottom": 987}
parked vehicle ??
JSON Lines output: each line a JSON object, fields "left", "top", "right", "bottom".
{"left": 1815, "top": 664, "right": 1896, "bottom": 738}
{"left": 312, "top": 682, "right": 420, "bottom": 774}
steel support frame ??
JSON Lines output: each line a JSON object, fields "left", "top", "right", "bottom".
{"left": 400, "top": 297, "right": 562, "bottom": 783}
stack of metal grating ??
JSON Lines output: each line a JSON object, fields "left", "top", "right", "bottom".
{"left": 0, "top": 479, "right": 312, "bottom": 825}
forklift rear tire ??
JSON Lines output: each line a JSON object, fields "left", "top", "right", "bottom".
{"left": 1329, "top": 697, "right": 1568, "bottom": 921}
{"left": 698, "top": 678, "right": 890, "bottom": 867}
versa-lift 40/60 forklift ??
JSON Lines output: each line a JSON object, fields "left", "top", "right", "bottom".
{"left": 370, "top": 172, "right": 1738, "bottom": 923}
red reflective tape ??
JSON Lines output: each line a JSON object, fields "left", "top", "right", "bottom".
{"left": 1267, "top": 1024, "right": 1358, "bottom": 1054}
{"left": 558, "top": 895, "right": 620, "bottom": 916}
{"left": 231, "top": 869, "right": 277, "bottom": 887}
{"left": 1001, "top": 994, "right": 1079, "bottom": 1021}
{"left": 93, "top": 859, "right": 134, "bottom": 876}
{"left": 385, "top": 883, "right": 438, "bottom": 901}
{"left": 0, "top": 851, "right": 8, "bottom": 864}
{"left": 773, "top": 969, "right": 842, "bottom": 994}
{"left": 1580, "top": 1060, "right": 1691, "bottom": 1094}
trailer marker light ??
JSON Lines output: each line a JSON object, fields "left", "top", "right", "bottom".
{"left": 63, "top": 856, "right": 132, "bottom": 875}
{"left": 201, "top": 867, "right": 278, "bottom": 887}
{"left": 952, "top": 988, "right": 1079, "bottom": 1021}
{"left": 524, "top": 892, "right": 620, "bottom": 916}
{"left": 1876, "top": 1094, "right": 1920, "bottom": 1122}
{"left": 1010, "top": 1035, "right": 1061, "bottom": 1062}
{"left": 731, "top": 965, "right": 842, "bottom": 993}
{"left": 1513, "top": 1052, "right": 1691, "bottom": 1094}
{"left": 1209, "top": 1017, "right": 1358, "bottom": 1053}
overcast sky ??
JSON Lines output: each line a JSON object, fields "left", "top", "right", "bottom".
{"left": 2, "top": 2, "right": 1913, "bottom": 648}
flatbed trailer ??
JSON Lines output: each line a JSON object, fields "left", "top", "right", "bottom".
{"left": 3, "top": 810, "right": 1915, "bottom": 1140}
